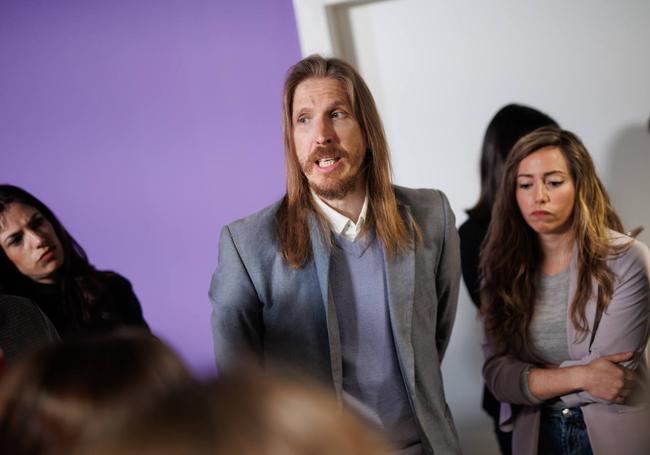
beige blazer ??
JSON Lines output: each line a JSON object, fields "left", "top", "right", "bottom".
{"left": 483, "top": 234, "right": 650, "bottom": 454}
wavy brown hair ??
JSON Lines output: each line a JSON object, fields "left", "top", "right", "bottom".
{"left": 276, "top": 55, "right": 418, "bottom": 269}
{"left": 480, "top": 127, "right": 625, "bottom": 356}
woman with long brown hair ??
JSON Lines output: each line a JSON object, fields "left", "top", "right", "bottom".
{"left": 460, "top": 104, "right": 558, "bottom": 454}
{"left": 480, "top": 127, "right": 650, "bottom": 454}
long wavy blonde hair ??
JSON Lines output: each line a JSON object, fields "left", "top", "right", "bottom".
{"left": 480, "top": 127, "right": 626, "bottom": 355}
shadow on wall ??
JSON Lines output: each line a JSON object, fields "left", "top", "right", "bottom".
{"left": 602, "top": 123, "right": 650, "bottom": 246}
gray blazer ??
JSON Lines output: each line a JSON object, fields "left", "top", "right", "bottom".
{"left": 483, "top": 234, "right": 650, "bottom": 454}
{"left": 210, "top": 186, "right": 462, "bottom": 454}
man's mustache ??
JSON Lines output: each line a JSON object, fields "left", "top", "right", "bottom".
{"left": 308, "top": 146, "right": 348, "bottom": 163}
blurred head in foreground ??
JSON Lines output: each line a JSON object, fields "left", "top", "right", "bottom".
{"left": 0, "top": 329, "right": 193, "bottom": 455}
{"left": 78, "top": 368, "right": 390, "bottom": 455}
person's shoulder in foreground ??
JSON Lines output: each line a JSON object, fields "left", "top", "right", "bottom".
{"left": 0, "top": 293, "right": 59, "bottom": 362}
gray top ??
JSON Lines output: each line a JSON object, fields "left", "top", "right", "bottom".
{"left": 521, "top": 268, "right": 571, "bottom": 405}
{"left": 529, "top": 268, "right": 571, "bottom": 365}
{"left": 331, "top": 232, "right": 421, "bottom": 454}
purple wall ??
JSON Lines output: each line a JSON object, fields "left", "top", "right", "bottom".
{"left": 0, "top": 0, "right": 301, "bottom": 374}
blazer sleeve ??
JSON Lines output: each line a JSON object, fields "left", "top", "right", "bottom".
{"left": 482, "top": 334, "right": 542, "bottom": 406}
{"left": 434, "top": 191, "right": 461, "bottom": 361}
{"left": 209, "top": 225, "right": 264, "bottom": 371}
{"left": 559, "top": 240, "right": 650, "bottom": 407}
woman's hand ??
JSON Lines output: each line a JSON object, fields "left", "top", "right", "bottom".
{"left": 528, "top": 352, "right": 637, "bottom": 402}
{"left": 578, "top": 352, "right": 637, "bottom": 403}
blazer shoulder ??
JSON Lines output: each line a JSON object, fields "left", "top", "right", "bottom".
{"left": 219, "top": 199, "right": 286, "bottom": 267}
{"left": 394, "top": 185, "right": 447, "bottom": 208}
{"left": 224, "top": 199, "right": 284, "bottom": 241}
{"left": 393, "top": 185, "right": 454, "bottom": 229}
{"left": 607, "top": 232, "right": 650, "bottom": 275}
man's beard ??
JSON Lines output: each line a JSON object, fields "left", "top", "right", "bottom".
{"left": 301, "top": 146, "right": 363, "bottom": 200}
{"left": 310, "top": 172, "right": 361, "bottom": 200}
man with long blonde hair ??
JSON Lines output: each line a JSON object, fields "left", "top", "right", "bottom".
{"left": 210, "top": 55, "right": 461, "bottom": 454}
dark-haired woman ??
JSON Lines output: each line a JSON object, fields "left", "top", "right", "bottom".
{"left": 459, "top": 103, "right": 558, "bottom": 454}
{"left": 480, "top": 128, "right": 650, "bottom": 454}
{"left": 0, "top": 185, "right": 148, "bottom": 337}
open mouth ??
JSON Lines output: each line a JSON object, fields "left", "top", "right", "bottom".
{"left": 316, "top": 157, "right": 340, "bottom": 168}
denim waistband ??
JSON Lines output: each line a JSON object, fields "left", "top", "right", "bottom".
{"left": 541, "top": 406, "right": 586, "bottom": 423}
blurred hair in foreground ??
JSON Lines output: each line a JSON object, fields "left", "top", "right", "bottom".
{"left": 0, "top": 329, "right": 194, "bottom": 455}
{"left": 77, "top": 367, "right": 390, "bottom": 455}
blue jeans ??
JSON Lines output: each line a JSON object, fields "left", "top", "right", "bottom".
{"left": 538, "top": 407, "right": 593, "bottom": 455}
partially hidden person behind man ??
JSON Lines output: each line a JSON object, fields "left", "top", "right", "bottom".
{"left": 210, "top": 55, "right": 462, "bottom": 454}
{"left": 459, "top": 104, "right": 558, "bottom": 454}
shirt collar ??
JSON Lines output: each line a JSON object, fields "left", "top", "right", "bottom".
{"left": 311, "top": 190, "right": 369, "bottom": 242}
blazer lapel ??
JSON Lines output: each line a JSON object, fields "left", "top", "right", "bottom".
{"left": 566, "top": 244, "right": 599, "bottom": 357}
{"left": 384, "top": 202, "right": 416, "bottom": 394}
{"left": 308, "top": 214, "right": 343, "bottom": 396}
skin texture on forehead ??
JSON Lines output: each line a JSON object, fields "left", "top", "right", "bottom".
{"left": 291, "top": 78, "right": 352, "bottom": 120}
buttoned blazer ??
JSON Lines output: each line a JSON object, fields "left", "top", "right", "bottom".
{"left": 210, "top": 185, "right": 462, "bottom": 454}
{"left": 483, "top": 233, "right": 650, "bottom": 454}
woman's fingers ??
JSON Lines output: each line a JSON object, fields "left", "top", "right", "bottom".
{"left": 583, "top": 355, "right": 639, "bottom": 402}
{"left": 601, "top": 351, "right": 633, "bottom": 363}
{"left": 618, "top": 387, "right": 632, "bottom": 398}
{"left": 624, "top": 368, "right": 637, "bottom": 382}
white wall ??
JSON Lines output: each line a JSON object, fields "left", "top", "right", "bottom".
{"left": 294, "top": 1, "right": 650, "bottom": 453}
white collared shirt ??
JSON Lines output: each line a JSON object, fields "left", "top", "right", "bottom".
{"left": 312, "top": 191, "right": 369, "bottom": 242}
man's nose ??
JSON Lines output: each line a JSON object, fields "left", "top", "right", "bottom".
{"left": 314, "top": 117, "right": 334, "bottom": 145}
